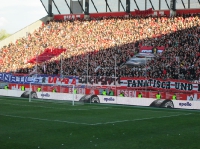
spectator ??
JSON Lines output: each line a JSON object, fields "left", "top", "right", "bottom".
{"left": 0, "top": 13, "right": 199, "bottom": 83}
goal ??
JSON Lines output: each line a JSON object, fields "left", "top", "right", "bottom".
{"left": 28, "top": 82, "right": 83, "bottom": 106}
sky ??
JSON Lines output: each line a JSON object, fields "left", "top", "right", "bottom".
{"left": 0, "top": 0, "right": 47, "bottom": 34}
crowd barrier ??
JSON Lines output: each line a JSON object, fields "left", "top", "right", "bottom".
{"left": 1, "top": 89, "right": 200, "bottom": 110}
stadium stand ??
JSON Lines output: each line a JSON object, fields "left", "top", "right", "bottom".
{"left": 0, "top": 13, "right": 200, "bottom": 81}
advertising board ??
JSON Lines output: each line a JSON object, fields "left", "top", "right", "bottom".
{"left": 1, "top": 89, "right": 200, "bottom": 110}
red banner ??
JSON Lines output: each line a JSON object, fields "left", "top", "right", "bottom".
{"left": 89, "top": 12, "right": 129, "bottom": 18}
{"left": 135, "top": 8, "right": 153, "bottom": 16}
{"left": 54, "top": 9, "right": 200, "bottom": 20}
{"left": 176, "top": 9, "right": 200, "bottom": 15}
{"left": 54, "top": 14, "right": 84, "bottom": 20}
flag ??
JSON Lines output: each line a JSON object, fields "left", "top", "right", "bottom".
{"left": 43, "top": 64, "right": 46, "bottom": 73}
{"left": 29, "top": 66, "right": 37, "bottom": 76}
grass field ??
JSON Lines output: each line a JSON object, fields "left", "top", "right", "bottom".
{"left": 0, "top": 97, "right": 200, "bottom": 149}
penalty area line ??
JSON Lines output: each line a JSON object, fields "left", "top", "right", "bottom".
{"left": 0, "top": 113, "right": 192, "bottom": 126}
{"left": 90, "top": 113, "right": 193, "bottom": 125}
{"left": 0, "top": 114, "right": 91, "bottom": 125}
{"left": 0, "top": 103, "right": 109, "bottom": 111}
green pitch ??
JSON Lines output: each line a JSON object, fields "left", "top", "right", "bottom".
{"left": 0, "top": 97, "right": 200, "bottom": 149}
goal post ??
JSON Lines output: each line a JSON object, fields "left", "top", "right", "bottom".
{"left": 28, "top": 83, "right": 83, "bottom": 106}
{"left": 72, "top": 84, "right": 75, "bottom": 106}
{"left": 29, "top": 81, "right": 32, "bottom": 102}
{"left": 29, "top": 77, "right": 37, "bottom": 102}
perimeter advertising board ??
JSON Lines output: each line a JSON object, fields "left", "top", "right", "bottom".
{"left": 1, "top": 89, "right": 200, "bottom": 110}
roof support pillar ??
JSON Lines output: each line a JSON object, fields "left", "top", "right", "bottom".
{"left": 48, "top": 0, "right": 53, "bottom": 17}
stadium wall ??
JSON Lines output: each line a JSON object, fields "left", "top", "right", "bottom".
{"left": 0, "top": 16, "right": 50, "bottom": 49}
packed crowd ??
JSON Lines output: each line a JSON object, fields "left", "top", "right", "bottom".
{"left": 0, "top": 13, "right": 200, "bottom": 81}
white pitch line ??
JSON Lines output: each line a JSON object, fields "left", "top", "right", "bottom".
{"left": 1, "top": 103, "right": 80, "bottom": 110}
{"left": 0, "top": 114, "right": 91, "bottom": 125}
{"left": 90, "top": 107, "right": 109, "bottom": 110}
{"left": 0, "top": 113, "right": 192, "bottom": 126}
{"left": 0, "top": 102, "right": 180, "bottom": 113}
{"left": 90, "top": 113, "right": 192, "bottom": 125}
{"left": 0, "top": 103, "right": 109, "bottom": 111}
{"left": 108, "top": 107, "right": 184, "bottom": 114}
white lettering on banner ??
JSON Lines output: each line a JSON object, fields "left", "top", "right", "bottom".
{"left": 120, "top": 78, "right": 198, "bottom": 92}
{"left": 117, "top": 90, "right": 136, "bottom": 97}
{"left": 68, "top": 88, "right": 86, "bottom": 94}
{"left": 153, "top": 11, "right": 166, "bottom": 16}
{"left": 90, "top": 89, "right": 95, "bottom": 94}
{"left": 69, "top": 88, "right": 73, "bottom": 94}
{"left": 4, "top": 73, "right": 200, "bottom": 93}
{"left": 193, "top": 80, "right": 200, "bottom": 83}
{"left": 0, "top": 73, "right": 37, "bottom": 83}
{"left": 0, "top": 73, "right": 78, "bottom": 85}
{"left": 141, "top": 50, "right": 163, "bottom": 53}
{"left": 78, "top": 88, "right": 85, "bottom": 94}
{"left": 159, "top": 11, "right": 164, "bottom": 16}
{"left": 64, "top": 15, "right": 81, "bottom": 19}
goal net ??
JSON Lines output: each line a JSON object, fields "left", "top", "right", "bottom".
{"left": 29, "top": 83, "right": 85, "bottom": 106}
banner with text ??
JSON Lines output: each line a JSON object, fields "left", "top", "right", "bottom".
{"left": 135, "top": 8, "right": 153, "bottom": 16}
{"left": 140, "top": 46, "right": 165, "bottom": 53}
{"left": 120, "top": 77, "right": 199, "bottom": 92}
{"left": 0, "top": 73, "right": 78, "bottom": 85}
{"left": 1, "top": 73, "right": 200, "bottom": 93}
